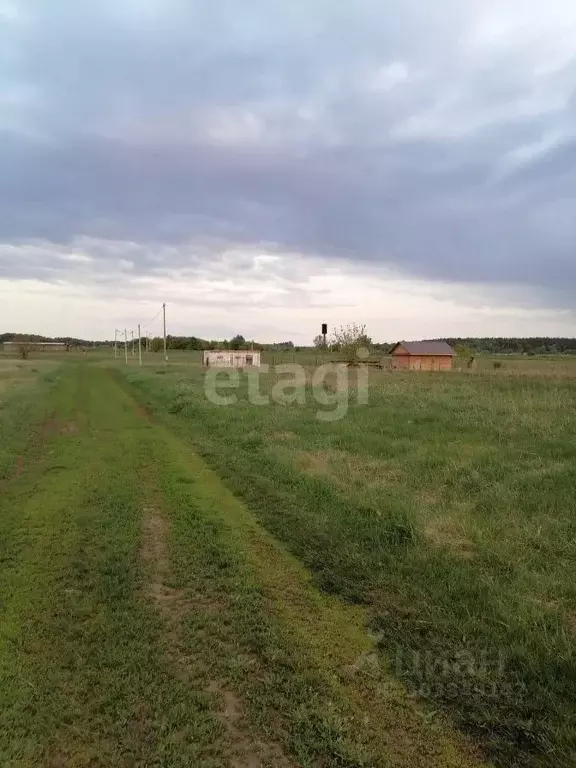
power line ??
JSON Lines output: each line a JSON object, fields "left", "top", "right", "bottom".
{"left": 145, "top": 305, "right": 164, "bottom": 325}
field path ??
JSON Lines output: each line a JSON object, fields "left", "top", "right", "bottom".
{"left": 0, "top": 364, "right": 489, "bottom": 767}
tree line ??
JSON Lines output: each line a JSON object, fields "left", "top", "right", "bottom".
{"left": 3, "top": 331, "right": 576, "bottom": 356}
{"left": 162, "top": 334, "right": 294, "bottom": 351}
{"left": 0, "top": 332, "right": 94, "bottom": 346}
{"left": 437, "top": 338, "right": 576, "bottom": 356}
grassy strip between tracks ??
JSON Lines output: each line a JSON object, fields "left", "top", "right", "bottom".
{"left": 0, "top": 363, "right": 485, "bottom": 767}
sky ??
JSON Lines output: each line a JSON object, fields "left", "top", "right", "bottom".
{"left": 1, "top": 0, "right": 576, "bottom": 343}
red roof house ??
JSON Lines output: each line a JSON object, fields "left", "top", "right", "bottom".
{"left": 389, "top": 341, "right": 455, "bottom": 371}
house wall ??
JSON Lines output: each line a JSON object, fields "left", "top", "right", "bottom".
{"left": 203, "top": 350, "right": 261, "bottom": 368}
{"left": 417, "top": 356, "right": 453, "bottom": 371}
{"left": 391, "top": 354, "right": 411, "bottom": 369}
{"left": 442, "top": 357, "right": 454, "bottom": 370}
{"left": 391, "top": 354, "right": 453, "bottom": 371}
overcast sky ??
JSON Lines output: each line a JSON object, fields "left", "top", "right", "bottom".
{"left": 1, "top": 0, "right": 576, "bottom": 342}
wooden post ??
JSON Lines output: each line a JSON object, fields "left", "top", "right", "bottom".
{"left": 162, "top": 303, "right": 168, "bottom": 362}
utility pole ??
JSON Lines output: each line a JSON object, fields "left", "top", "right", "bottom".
{"left": 163, "top": 303, "right": 168, "bottom": 362}
{"left": 138, "top": 324, "right": 142, "bottom": 366}
{"left": 131, "top": 329, "right": 135, "bottom": 356}
{"left": 114, "top": 329, "right": 118, "bottom": 359}
{"left": 124, "top": 329, "right": 128, "bottom": 364}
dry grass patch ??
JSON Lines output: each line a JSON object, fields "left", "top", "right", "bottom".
{"left": 273, "top": 431, "right": 298, "bottom": 443}
{"left": 423, "top": 515, "right": 476, "bottom": 559}
{"left": 291, "top": 448, "right": 405, "bottom": 488}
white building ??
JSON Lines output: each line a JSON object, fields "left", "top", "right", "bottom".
{"left": 202, "top": 350, "right": 261, "bottom": 368}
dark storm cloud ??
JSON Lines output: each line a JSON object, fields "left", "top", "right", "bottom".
{"left": 1, "top": 0, "right": 576, "bottom": 304}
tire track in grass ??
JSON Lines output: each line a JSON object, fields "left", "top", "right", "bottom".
{"left": 1, "top": 363, "right": 489, "bottom": 767}
{"left": 140, "top": 498, "right": 295, "bottom": 768}
{"left": 123, "top": 370, "right": 489, "bottom": 768}
{"left": 125, "top": 377, "right": 295, "bottom": 766}
{"left": 0, "top": 365, "right": 228, "bottom": 767}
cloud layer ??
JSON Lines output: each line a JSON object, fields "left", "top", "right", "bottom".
{"left": 1, "top": 0, "right": 576, "bottom": 338}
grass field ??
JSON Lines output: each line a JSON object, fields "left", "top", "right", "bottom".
{"left": 1, "top": 351, "right": 575, "bottom": 767}
{"left": 99, "top": 347, "right": 576, "bottom": 375}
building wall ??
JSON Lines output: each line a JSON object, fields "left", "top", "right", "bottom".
{"left": 438, "top": 356, "right": 453, "bottom": 370}
{"left": 417, "top": 356, "right": 453, "bottom": 371}
{"left": 391, "top": 354, "right": 411, "bottom": 369}
{"left": 203, "top": 350, "right": 261, "bottom": 368}
{"left": 391, "top": 354, "right": 453, "bottom": 371}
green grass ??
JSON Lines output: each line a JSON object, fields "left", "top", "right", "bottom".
{"left": 149, "top": 406, "right": 482, "bottom": 768}
{"left": 26, "top": 343, "right": 572, "bottom": 376}
{"left": 120, "top": 362, "right": 576, "bottom": 767}
{"left": 0, "top": 358, "right": 62, "bottom": 481}
{"left": 2, "top": 353, "right": 575, "bottom": 764}
{"left": 1, "top": 363, "right": 483, "bottom": 767}
{"left": 0, "top": 366, "right": 226, "bottom": 766}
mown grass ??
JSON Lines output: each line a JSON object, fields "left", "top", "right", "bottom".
{"left": 121, "top": 363, "right": 576, "bottom": 768}
{"left": 0, "top": 366, "right": 226, "bottom": 766}
{"left": 149, "top": 415, "right": 484, "bottom": 768}
{"left": 0, "top": 358, "right": 61, "bottom": 480}
{"left": 1, "top": 363, "right": 483, "bottom": 767}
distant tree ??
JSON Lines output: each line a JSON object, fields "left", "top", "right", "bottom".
{"left": 188, "top": 336, "right": 203, "bottom": 350}
{"left": 357, "top": 332, "right": 372, "bottom": 348}
{"left": 313, "top": 334, "right": 325, "bottom": 349}
{"left": 229, "top": 335, "right": 246, "bottom": 350}
{"left": 455, "top": 344, "right": 476, "bottom": 369}
{"left": 150, "top": 336, "right": 163, "bottom": 352}
{"left": 10, "top": 334, "right": 33, "bottom": 359}
{"left": 330, "top": 323, "right": 372, "bottom": 364}
{"left": 372, "top": 342, "right": 392, "bottom": 353}
{"left": 266, "top": 340, "right": 294, "bottom": 351}
{"left": 441, "top": 337, "right": 576, "bottom": 356}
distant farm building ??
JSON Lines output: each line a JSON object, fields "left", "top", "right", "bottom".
{"left": 203, "top": 350, "right": 261, "bottom": 368}
{"left": 390, "top": 341, "right": 455, "bottom": 371}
